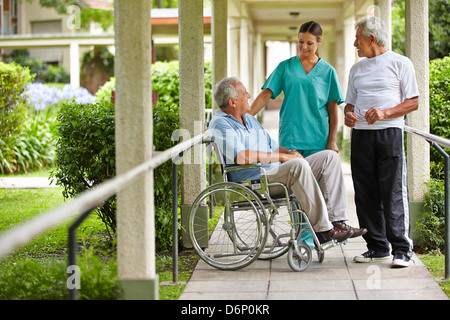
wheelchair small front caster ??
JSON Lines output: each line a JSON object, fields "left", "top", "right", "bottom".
{"left": 287, "top": 242, "right": 312, "bottom": 272}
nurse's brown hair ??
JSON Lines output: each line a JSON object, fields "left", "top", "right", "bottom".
{"left": 298, "top": 21, "right": 323, "bottom": 42}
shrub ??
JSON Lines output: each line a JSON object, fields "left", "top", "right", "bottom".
{"left": 416, "top": 56, "right": 450, "bottom": 253}
{"left": 97, "top": 61, "right": 212, "bottom": 109}
{"left": 51, "top": 101, "right": 116, "bottom": 235}
{"left": 45, "top": 64, "right": 70, "bottom": 83}
{"left": 416, "top": 178, "right": 446, "bottom": 253}
{"left": 8, "top": 49, "right": 69, "bottom": 83}
{"left": 51, "top": 99, "right": 180, "bottom": 249}
{"left": 0, "top": 62, "right": 34, "bottom": 172}
{"left": 95, "top": 77, "right": 115, "bottom": 104}
{"left": 429, "top": 56, "right": 450, "bottom": 179}
{"left": 53, "top": 61, "right": 212, "bottom": 250}
{"left": 0, "top": 82, "right": 95, "bottom": 174}
{"left": 1, "top": 112, "right": 58, "bottom": 174}
{"left": 153, "top": 103, "right": 180, "bottom": 250}
{"left": 152, "top": 61, "right": 180, "bottom": 106}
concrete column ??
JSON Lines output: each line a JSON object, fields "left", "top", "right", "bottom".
{"left": 179, "top": 0, "right": 207, "bottom": 247}
{"left": 212, "top": 0, "right": 228, "bottom": 110}
{"left": 375, "top": 0, "right": 392, "bottom": 49}
{"left": 342, "top": 15, "right": 355, "bottom": 140}
{"left": 253, "top": 33, "right": 264, "bottom": 99}
{"left": 69, "top": 41, "right": 80, "bottom": 88}
{"left": 240, "top": 17, "right": 250, "bottom": 88}
{"left": 405, "top": 0, "right": 430, "bottom": 241}
{"left": 405, "top": 0, "right": 430, "bottom": 203}
{"left": 228, "top": 17, "right": 240, "bottom": 78}
{"left": 114, "top": 0, "right": 157, "bottom": 299}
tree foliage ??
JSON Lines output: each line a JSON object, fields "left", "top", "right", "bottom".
{"left": 429, "top": 0, "right": 450, "bottom": 60}
{"left": 392, "top": 0, "right": 450, "bottom": 59}
{"left": 25, "top": 0, "right": 114, "bottom": 31}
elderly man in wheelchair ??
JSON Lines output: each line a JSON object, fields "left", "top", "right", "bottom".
{"left": 188, "top": 77, "right": 366, "bottom": 271}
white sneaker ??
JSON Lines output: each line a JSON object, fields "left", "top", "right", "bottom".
{"left": 391, "top": 253, "right": 410, "bottom": 268}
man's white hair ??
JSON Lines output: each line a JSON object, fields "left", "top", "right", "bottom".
{"left": 356, "top": 16, "right": 388, "bottom": 47}
{"left": 214, "top": 77, "right": 240, "bottom": 109}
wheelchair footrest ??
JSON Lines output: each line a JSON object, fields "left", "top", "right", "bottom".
{"left": 318, "top": 239, "right": 347, "bottom": 251}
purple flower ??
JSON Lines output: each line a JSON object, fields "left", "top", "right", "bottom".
{"left": 25, "top": 83, "right": 95, "bottom": 110}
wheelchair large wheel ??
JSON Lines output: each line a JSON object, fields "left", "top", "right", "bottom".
{"left": 189, "top": 182, "right": 268, "bottom": 270}
{"left": 287, "top": 242, "right": 312, "bottom": 272}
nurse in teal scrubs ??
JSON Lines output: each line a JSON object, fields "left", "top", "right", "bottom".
{"left": 250, "top": 21, "right": 344, "bottom": 157}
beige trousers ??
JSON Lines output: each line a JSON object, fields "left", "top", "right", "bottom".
{"left": 266, "top": 150, "right": 348, "bottom": 232}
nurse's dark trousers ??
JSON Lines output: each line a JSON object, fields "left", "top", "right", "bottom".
{"left": 351, "top": 128, "right": 413, "bottom": 257}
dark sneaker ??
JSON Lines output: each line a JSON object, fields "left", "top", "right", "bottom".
{"left": 333, "top": 221, "right": 367, "bottom": 238}
{"left": 316, "top": 227, "right": 353, "bottom": 244}
{"left": 391, "top": 253, "right": 411, "bottom": 268}
{"left": 353, "top": 250, "right": 390, "bottom": 263}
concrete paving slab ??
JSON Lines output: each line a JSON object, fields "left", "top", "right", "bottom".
{"left": 267, "top": 290, "right": 357, "bottom": 300}
{"left": 269, "top": 279, "right": 355, "bottom": 292}
{"left": 182, "top": 280, "right": 269, "bottom": 293}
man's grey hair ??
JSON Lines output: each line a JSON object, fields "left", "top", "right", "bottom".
{"left": 214, "top": 76, "right": 239, "bottom": 109}
{"left": 356, "top": 16, "right": 388, "bottom": 47}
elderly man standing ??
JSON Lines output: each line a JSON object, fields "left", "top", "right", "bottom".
{"left": 344, "top": 16, "right": 419, "bottom": 268}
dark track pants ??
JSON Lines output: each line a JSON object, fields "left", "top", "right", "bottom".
{"left": 351, "top": 128, "right": 413, "bottom": 257}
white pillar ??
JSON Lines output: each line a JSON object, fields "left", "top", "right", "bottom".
{"left": 240, "top": 17, "right": 250, "bottom": 87}
{"left": 405, "top": 0, "right": 430, "bottom": 203}
{"left": 179, "top": 0, "right": 207, "bottom": 247}
{"left": 69, "top": 41, "right": 80, "bottom": 88}
{"left": 342, "top": 15, "right": 355, "bottom": 140}
{"left": 114, "top": 0, "right": 157, "bottom": 300}
{"left": 212, "top": 0, "right": 228, "bottom": 110}
{"left": 228, "top": 17, "right": 240, "bottom": 78}
{"left": 375, "top": 0, "right": 392, "bottom": 50}
{"left": 253, "top": 33, "right": 264, "bottom": 99}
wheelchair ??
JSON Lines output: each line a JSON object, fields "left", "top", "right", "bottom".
{"left": 188, "top": 140, "right": 344, "bottom": 272}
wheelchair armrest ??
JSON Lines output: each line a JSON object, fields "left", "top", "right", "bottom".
{"left": 223, "top": 163, "right": 267, "bottom": 181}
{"left": 223, "top": 163, "right": 262, "bottom": 173}
{"left": 223, "top": 163, "right": 269, "bottom": 191}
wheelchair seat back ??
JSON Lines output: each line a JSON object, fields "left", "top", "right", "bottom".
{"left": 208, "top": 139, "right": 271, "bottom": 197}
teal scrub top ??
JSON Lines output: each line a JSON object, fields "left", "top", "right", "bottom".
{"left": 262, "top": 56, "right": 344, "bottom": 151}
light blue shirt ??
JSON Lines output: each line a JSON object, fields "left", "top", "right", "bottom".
{"left": 208, "top": 109, "right": 280, "bottom": 181}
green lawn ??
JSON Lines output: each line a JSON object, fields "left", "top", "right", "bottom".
{"left": 0, "top": 187, "right": 197, "bottom": 300}
{"left": 417, "top": 253, "right": 450, "bottom": 297}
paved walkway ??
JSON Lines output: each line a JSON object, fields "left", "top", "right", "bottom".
{"left": 179, "top": 110, "right": 448, "bottom": 300}
{"left": 0, "top": 177, "right": 59, "bottom": 189}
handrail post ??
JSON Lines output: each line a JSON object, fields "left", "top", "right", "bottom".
{"left": 68, "top": 208, "right": 96, "bottom": 300}
{"left": 428, "top": 141, "right": 450, "bottom": 279}
{"left": 170, "top": 137, "right": 213, "bottom": 283}
{"left": 446, "top": 152, "right": 449, "bottom": 280}
{"left": 205, "top": 137, "right": 214, "bottom": 218}
{"left": 171, "top": 153, "right": 182, "bottom": 284}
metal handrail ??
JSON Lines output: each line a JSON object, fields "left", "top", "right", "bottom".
{"left": 0, "top": 131, "right": 208, "bottom": 259}
{"left": 404, "top": 125, "right": 449, "bottom": 279}
{"left": 405, "top": 125, "right": 450, "bottom": 149}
